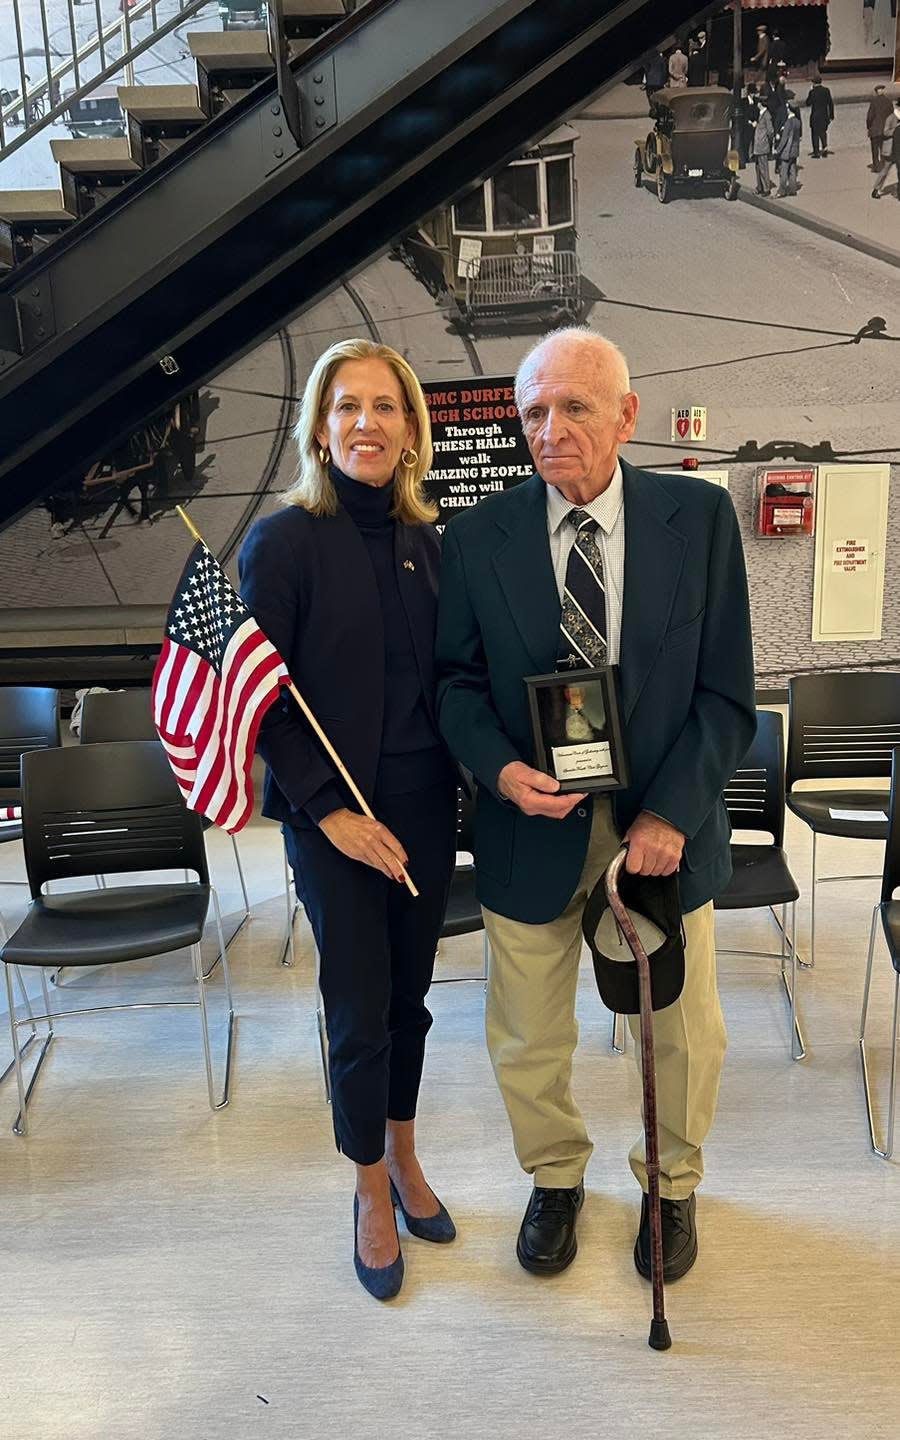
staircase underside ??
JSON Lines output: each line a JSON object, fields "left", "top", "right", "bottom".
{"left": 0, "top": 0, "right": 712, "bottom": 529}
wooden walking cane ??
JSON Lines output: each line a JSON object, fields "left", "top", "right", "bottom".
{"left": 174, "top": 506, "right": 419, "bottom": 898}
{"left": 604, "top": 846, "right": 672, "bottom": 1351}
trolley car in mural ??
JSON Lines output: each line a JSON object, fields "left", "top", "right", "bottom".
{"left": 634, "top": 87, "right": 739, "bottom": 204}
{"left": 396, "top": 124, "right": 582, "bottom": 331}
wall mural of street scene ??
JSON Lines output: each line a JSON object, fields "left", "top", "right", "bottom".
{"left": 0, "top": 0, "right": 898, "bottom": 689}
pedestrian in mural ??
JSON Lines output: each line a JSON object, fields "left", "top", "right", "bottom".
{"left": 687, "top": 31, "right": 708, "bottom": 87}
{"left": 643, "top": 47, "right": 668, "bottom": 109}
{"left": 668, "top": 42, "right": 688, "bottom": 89}
{"left": 805, "top": 75, "right": 835, "bottom": 158}
{"left": 752, "top": 100, "right": 775, "bottom": 195}
{"left": 775, "top": 103, "right": 802, "bottom": 197}
{"left": 871, "top": 101, "right": 900, "bottom": 198}
{"left": 740, "top": 84, "right": 761, "bottom": 166}
{"left": 767, "top": 70, "right": 793, "bottom": 141}
{"left": 750, "top": 25, "right": 769, "bottom": 82}
{"left": 866, "top": 83, "right": 895, "bottom": 169}
{"left": 767, "top": 30, "right": 787, "bottom": 83}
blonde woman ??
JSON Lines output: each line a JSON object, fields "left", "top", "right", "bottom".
{"left": 239, "top": 340, "right": 458, "bottom": 1300}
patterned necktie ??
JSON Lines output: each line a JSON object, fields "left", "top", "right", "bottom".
{"left": 558, "top": 508, "right": 608, "bottom": 670}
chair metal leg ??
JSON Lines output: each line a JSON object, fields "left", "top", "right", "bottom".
{"left": 779, "top": 900, "right": 806, "bottom": 1061}
{"left": 610, "top": 1009, "right": 626, "bottom": 1055}
{"left": 859, "top": 906, "right": 898, "bottom": 1159}
{"left": 5, "top": 964, "right": 55, "bottom": 1136}
{"left": 281, "top": 843, "right": 297, "bottom": 969}
{"left": 231, "top": 834, "right": 251, "bottom": 923}
{"left": 804, "top": 832, "right": 818, "bottom": 970}
{"left": 194, "top": 889, "right": 235, "bottom": 1111}
{"left": 0, "top": 965, "right": 41, "bottom": 1088}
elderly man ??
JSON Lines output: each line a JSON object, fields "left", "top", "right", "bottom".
{"left": 435, "top": 330, "right": 755, "bottom": 1281}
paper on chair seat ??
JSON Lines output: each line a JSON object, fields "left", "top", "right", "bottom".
{"left": 829, "top": 808, "right": 888, "bottom": 822}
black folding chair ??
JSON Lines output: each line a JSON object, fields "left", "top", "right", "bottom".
{"left": 0, "top": 741, "right": 234, "bottom": 1135}
{"left": 859, "top": 747, "right": 900, "bottom": 1160}
{"left": 786, "top": 673, "right": 900, "bottom": 968}
{"left": 610, "top": 714, "right": 805, "bottom": 1061}
{"left": 716, "top": 710, "right": 804, "bottom": 1060}
{"left": 0, "top": 685, "right": 60, "bottom": 861}
{"left": 80, "top": 689, "right": 251, "bottom": 956}
{"left": 433, "top": 787, "right": 489, "bottom": 986}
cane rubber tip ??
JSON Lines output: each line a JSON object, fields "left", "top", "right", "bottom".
{"left": 649, "top": 1319, "right": 672, "bottom": 1351}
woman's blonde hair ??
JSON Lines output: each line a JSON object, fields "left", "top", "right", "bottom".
{"left": 281, "top": 338, "right": 437, "bottom": 524}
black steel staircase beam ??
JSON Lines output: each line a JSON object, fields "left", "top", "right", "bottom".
{"left": 0, "top": 0, "right": 712, "bottom": 528}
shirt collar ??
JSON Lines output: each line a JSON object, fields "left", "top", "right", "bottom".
{"left": 545, "top": 460, "right": 624, "bottom": 537}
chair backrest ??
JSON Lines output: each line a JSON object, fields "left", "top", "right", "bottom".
{"left": 786, "top": 672, "right": 900, "bottom": 791}
{"left": 80, "top": 688, "right": 156, "bottom": 744}
{"left": 883, "top": 748, "right": 900, "bottom": 904}
{"left": 0, "top": 686, "right": 60, "bottom": 790}
{"left": 20, "top": 740, "right": 208, "bottom": 896}
{"left": 456, "top": 785, "right": 476, "bottom": 854}
{"left": 723, "top": 709, "right": 785, "bottom": 847}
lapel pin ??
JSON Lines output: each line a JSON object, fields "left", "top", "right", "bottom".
{"left": 403, "top": 559, "right": 415, "bottom": 572}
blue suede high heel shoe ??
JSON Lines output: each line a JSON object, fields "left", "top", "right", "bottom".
{"left": 353, "top": 1193, "right": 404, "bottom": 1301}
{"left": 389, "top": 1178, "right": 457, "bottom": 1243}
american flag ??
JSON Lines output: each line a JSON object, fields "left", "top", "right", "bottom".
{"left": 152, "top": 541, "right": 289, "bottom": 834}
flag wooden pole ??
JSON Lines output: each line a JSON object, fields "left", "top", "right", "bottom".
{"left": 174, "top": 506, "right": 419, "bottom": 898}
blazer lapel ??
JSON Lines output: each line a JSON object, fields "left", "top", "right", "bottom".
{"left": 492, "top": 474, "right": 561, "bottom": 674}
{"left": 619, "top": 461, "right": 687, "bottom": 720}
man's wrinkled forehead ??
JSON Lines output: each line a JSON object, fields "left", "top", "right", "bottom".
{"left": 518, "top": 356, "right": 602, "bottom": 406}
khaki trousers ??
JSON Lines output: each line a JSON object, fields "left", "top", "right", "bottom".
{"left": 482, "top": 797, "right": 726, "bottom": 1200}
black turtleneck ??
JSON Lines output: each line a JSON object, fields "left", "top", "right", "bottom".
{"left": 303, "top": 466, "right": 447, "bottom": 823}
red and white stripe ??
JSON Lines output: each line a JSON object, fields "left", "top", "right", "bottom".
{"left": 152, "top": 617, "right": 288, "bottom": 834}
{"left": 0, "top": 805, "right": 21, "bottom": 822}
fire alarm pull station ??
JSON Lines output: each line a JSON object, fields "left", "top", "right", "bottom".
{"left": 756, "top": 468, "right": 816, "bottom": 537}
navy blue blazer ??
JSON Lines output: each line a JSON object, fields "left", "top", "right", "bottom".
{"left": 238, "top": 502, "right": 443, "bottom": 829}
{"left": 435, "top": 460, "right": 757, "bottom": 922}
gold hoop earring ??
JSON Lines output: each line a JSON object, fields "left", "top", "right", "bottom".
{"left": 401, "top": 448, "right": 419, "bottom": 468}
{"left": 318, "top": 445, "right": 330, "bottom": 466}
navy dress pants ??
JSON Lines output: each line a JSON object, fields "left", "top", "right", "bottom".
{"left": 283, "top": 779, "right": 457, "bottom": 1165}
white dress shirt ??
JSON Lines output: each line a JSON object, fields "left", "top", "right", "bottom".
{"left": 545, "top": 460, "right": 625, "bottom": 666}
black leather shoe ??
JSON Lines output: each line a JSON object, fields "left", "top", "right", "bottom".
{"left": 633, "top": 1192, "right": 697, "bottom": 1282}
{"left": 516, "top": 1181, "right": 584, "bottom": 1275}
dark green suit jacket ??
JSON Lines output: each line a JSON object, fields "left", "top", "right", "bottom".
{"left": 435, "top": 460, "right": 756, "bottom": 923}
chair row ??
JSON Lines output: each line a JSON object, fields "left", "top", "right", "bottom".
{"left": 1, "top": 682, "right": 898, "bottom": 1156}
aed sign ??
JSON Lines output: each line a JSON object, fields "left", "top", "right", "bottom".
{"left": 671, "top": 406, "right": 707, "bottom": 442}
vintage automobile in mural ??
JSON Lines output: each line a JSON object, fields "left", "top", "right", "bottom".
{"left": 634, "top": 87, "right": 739, "bottom": 203}
{"left": 395, "top": 124, "right": 582, "bottom": 331}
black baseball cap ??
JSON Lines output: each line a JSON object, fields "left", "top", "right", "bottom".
{"left": 582, "top": 866, "right": 686, "bottom": 1015}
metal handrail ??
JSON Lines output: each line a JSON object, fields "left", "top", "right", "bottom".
{"left": 0, "top": 0, "right": 214, "bottom": 162}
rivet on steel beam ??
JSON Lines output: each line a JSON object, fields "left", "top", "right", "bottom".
{"left": 315, "top": 95, "right": 325, "bottom": 106}
{"left": 313, "top": 73, "right": 323, "bottom": 84}
{"left": 271, "top": 103, "right": 281, "bottom": 115}
{"left": 316, "top": 117, "right": 326, "bottom": 128}
{"left": 274, "top": 147, "right": 284, "bottom": 158}
{"left": 273, "top": 125, "right": 282, "bottom": 136}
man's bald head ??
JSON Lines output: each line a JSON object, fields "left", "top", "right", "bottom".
{"left": 515, "top": 329, "right": 632, "bottom": 418}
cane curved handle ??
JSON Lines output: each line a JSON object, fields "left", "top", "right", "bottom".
{"left": 603, "top": 845, "right": 650, "bottom": 966}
